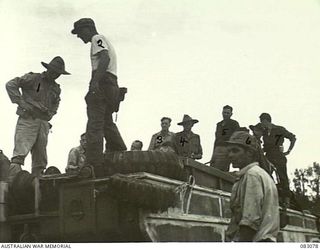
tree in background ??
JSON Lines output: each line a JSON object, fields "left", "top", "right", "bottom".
{"left": 291, "top": 162, "right": 320, "bottom": 214}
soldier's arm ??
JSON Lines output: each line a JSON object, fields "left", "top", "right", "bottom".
{"left": 239, "top": 174, "right": 263, "bottom": 240}
{"left": 148, "top": 135, "right": 156, "bottom": 150}
{"left": 6, "top": 77, "right": 24, "bottom": 104}
{"left": 192, "top": 135, "right": 203, "bottom": 159}
{"left": 283, "top": 128, "right": 296, "bottom": 155}
{"left": 90, "top": 50, "right": 110, "bottom": 91}
{"left": 234, "top": 120, "right": 240, "bottom": 130}
{"left": 66, "top": 148, "right": 79, "bottom": 170}
{"left": 6, "top": 74, "right": 34, "bottom": 111}
{"left": 49, "top": 87, "right": 61, "bottom": 119}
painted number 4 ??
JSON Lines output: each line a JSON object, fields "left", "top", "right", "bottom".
{"left": 180, "top": 137, "right": 188, "bottom": 147}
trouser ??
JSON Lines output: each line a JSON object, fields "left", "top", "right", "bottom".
{"left": 266, "top": 152, "right": 290, "bottom": 198}
{"left": 11, "top": 116, "right": 49, "bottom": 171}
{"left": 210, "top": 145, "right": 231, "bottom": 171}
{"left": 85, "top": 73, "right": 127, "bottom": 166}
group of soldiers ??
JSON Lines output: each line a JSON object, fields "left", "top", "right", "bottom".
{"left": 143, "top": 105, "right": 296, "bottom": 207}
{"left": 2, "top": 17, "right": 297, "bottom": 242}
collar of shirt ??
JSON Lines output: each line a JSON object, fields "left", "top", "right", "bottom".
{"left": 41, "top": 72, "right": 57, "bottom": 85}
{"left": 180, "top": 130, "right": 194, "bottom": 137}
{"left": 160, "top": 131, "right": 171, "bottom": 137}
{"left": 235, "top": 162, "right": 259, "bottom": 179}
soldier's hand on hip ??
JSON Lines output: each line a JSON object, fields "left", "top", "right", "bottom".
{"left": 18, "top": 99, "right": 33, "bottom": 112}
{"left": 283, "top": 150, "right": 291, "bottom": 156}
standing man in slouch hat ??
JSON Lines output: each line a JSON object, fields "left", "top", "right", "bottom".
{"left": 71, "top": 18, "right": 127, "bottom": 171}
{"left": 6, "top": 56, "right": 70, "bottom": 179}
{"left": 175, "top": 114, "right": 202, "bottom": 160}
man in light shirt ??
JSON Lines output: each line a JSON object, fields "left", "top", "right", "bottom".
{"left": 148, "top": 117, "right": 177, "bottom": 153}
{"left": 71, "top": 18, "right": 127, "bottom": 174}
{"left": 225, "top": 131, "right": 280, "bottom": 242}
{"left": 66, "top": 133, "right": 87, "bottom": 174}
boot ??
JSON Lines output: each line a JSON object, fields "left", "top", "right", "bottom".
{"left": 7, "top": 163, "right": 22, "bottom": 184}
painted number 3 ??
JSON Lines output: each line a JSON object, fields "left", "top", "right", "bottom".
{"left": 97, "top": 39, "right": 105, "bottom": 48}
{"left": 156, "top": 136, "right": 163, "bottom": 144}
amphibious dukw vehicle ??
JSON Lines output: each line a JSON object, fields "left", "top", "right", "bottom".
{"left": 0, "top": 150, "right": 319, "bottom": 242}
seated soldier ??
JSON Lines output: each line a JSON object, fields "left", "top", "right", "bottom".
{"left": 66, "top": 133, "right": 87, "bottom": 174}
{"left": 130, "top": 140, "right": 143, "bottom": 151}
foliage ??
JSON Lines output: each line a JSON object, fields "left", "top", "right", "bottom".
{"left": 291, "top": 162, "right": 320, "bottom": 215}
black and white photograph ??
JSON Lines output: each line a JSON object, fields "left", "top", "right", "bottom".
{"left": 0, "top": 0, "right": 320, "bottom": 246}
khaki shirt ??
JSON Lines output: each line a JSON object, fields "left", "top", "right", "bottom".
{"left": 66, "top": 145, "right": 86, "bottom": 171}
{"left": 6, "top": 72, "right": 61, "bottom": 121}
{"left": 226, "top": 162, "right": 280, "bottom": 242}
{"left": 148, "top": 131, "right": 177, "bottom": 152}
{"left": 175, "top": 131, "right": 202, "bottom": 159}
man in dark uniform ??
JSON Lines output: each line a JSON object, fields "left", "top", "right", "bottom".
{"left": 210, "top": 105, "right": 240, "bottom": 171}
{"left": 175, "top": 114, "right": 202, "bottom": 160}
{"left": 71, "top": 18, "right": 127, "bottom": 171}
{"left": 259, "top": 113, "right": 296, "bottom": 207}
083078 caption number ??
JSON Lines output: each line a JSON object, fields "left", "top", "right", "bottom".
{"left": 300, "top": 244, "right": 319, "bottom": 248}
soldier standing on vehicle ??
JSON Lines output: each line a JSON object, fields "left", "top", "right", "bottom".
{"left": 225, "top": 131, "right": 280, "bottom": 242}
{"left": 6, "top": 56, "right": 70, "bottom": 179}
{"left": 259, "top": 113, "right": 296, "bottom": 208}
{"left": 175, "top": 114, "right": 202, "bottom": 160}
{"left": 210, "top": 105, "right": 240, "bottom": 171}
{"left": 71, "top": 18, "right": 127, "bottom": 172}
{"left": 148, "top": 117, "right": 177, "bottom": 153}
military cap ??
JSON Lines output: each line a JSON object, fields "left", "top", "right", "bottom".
{"left": 226, "top": 131, "right": 259, "bottom": 152}
{"left": 71, "top": 18, "right": 95, "bottom": 34}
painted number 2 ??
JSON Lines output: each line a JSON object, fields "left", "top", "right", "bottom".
{"left": 97, "top": 39, "right": 105, "bottom": 48}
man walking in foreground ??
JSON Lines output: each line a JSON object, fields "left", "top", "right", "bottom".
{"left": 71, "top": 18, "right": 127, "bottom": 172}
{"left": 225, "top": 131, "right": 280, "bottom": 242}
{"left": 210, "top": 105, "right": 240, "bottom": 171}
{"left": 6, "top": 56, "right": 70, "bottom": 179}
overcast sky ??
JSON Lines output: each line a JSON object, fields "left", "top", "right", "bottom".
{"left": 0, "top": 0, "right": 320, "bottom": 179}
